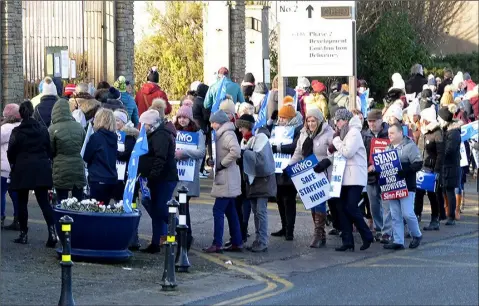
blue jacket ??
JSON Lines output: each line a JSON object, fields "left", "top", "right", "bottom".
{"left": 83, "top": 128, "right": 118, "bottom": 184}
{"left": 120, "top": 92, "right": 139, "bottom": 127}
{"left": 204, "top": 77, "right": 245, "bottom": 109}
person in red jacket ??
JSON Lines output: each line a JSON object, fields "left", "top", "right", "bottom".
{"left": 135, "top": 67, "right": 171, "bottom": 116}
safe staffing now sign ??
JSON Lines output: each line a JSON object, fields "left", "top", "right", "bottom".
{"left": 279, "top": 19, "right": 354, "bottom": 77}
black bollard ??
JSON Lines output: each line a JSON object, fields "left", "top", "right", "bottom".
{"left": 58, "top": 215, "right": 75, "bottom": 306}
{"left": 175, "top": 186, "right": 191, "bottom": 272}
{"left": 161, "top": 199, "right": 179, "bottom": 291}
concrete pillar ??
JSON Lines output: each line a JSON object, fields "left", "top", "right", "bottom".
{"left": 115, "top": 1, "right": 135, "bottom": 84}
{"left": 1, "top": 1, "right": 24, "bottom": 108}
{"left": 229, "top": 0, "right": 246, "bottom": 83}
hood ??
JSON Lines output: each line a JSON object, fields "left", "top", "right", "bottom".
{"left": 197, "top": 84, "right": 209, "bottom": 99}
{"left": 216, "top": 121, "right": 236, "bottom": 138}
{"left": 51, "top": 100, "right": 74, "bottom": 124}
{"left": 446, "top": 120, "right": 463, "bottom": 131}
{"left": 15, "top": 118, "right": 46, "bottom": 138}
{"left": 256, "top": 126, "right": 271, "bottom": 138}
{"left": 349, "top": 116, "right": 363, "bottom": 130}
{"left": 121, "top": 125, "right": 140, "bottom": 138}
{"left": 96, "top": 128, "right": 118, "bottom": 147}
{"left": 287, "top": 111, "right": 304, "bottom": 129}
{"left": 140, "top": 82, "right": 161, "bottom": 95}
{"left": 162, "top": 120, "right": 177, "bottom": 138}
{"left": 423, "top": 121, "right": 440, "bottom": 133}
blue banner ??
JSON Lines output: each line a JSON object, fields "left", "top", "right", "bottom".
{"left": 253, "top": 92, "right": 270, "bottom": 132}
{"left": 372, "top": 149, "right": 409, "bottom": 200}
{"left": 461, "top": 120, "right": 478, "bottom": 142}
{"left": 416, "top": 170, "right": 437, "bottom": 192}
{"left": 139, "top": 177, "right": 150, "bottom": 199}
{"left": 360, "top": 89, "right": 369, "bottom": 118}
{"left": 212, "top": 77, "right": 227, "bottom": 113}
{"left": 123, "top": 126, "right": 148, "bottom": 213}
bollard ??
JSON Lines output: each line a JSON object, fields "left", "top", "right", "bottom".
{"left": 161, "top": 199, "right": 179, "bottom": 291}
{"left": 175, "top": 186, "right": 191, "bottom": 272}
{"left": 58, "top": 215, "right": 75, "bottom": 306}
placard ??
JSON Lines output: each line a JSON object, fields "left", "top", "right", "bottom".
{"left": 459, "top": 142, "right": 469, "bottom": 167}
{"left": 61, "top": 50, "right": 70, "bottom": 79}
{"left": 211, "top": 131, "right": 217, "bottom": 178}
{"left": 176, "top": 131, "right": 199, "bottom": 182}
{"left": 285, "top": 154, "right": 331, "bottom": 209}
{"left": 329, "top": 152, "right": 346, "bottom": 198}
{"left": 271, "top": 126, "right": 295, "bottom": 173}
{"left": 369, "top": 138, "right": 390, "bottom": 164}
{"left": 116, "top": 131, "right": 127, "bottom": 180}
{"left": 461, "top": 120, "right": 478, "bottom": 142}
{"left": 372, "top": 149, "right": 409, "bottom": 201}
{"left": 416, "top": 170, "right": 437, "bottom": 192}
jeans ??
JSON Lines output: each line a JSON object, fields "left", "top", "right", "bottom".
{"left": 89, "top": 182, "right": 116, "bottom": 205}
{"left": 1, "top": 176, "right": 18, "bottom": 218}
{"left": 250, "top": 198, "right": 268, "bottom": 247}
{"left": 455, "top": 167, "right": 465, "bottom": 194}
{"left": 366, "top": 183, "right": 392, "bottom": 236}
{"left": 148, "top": 181, "right": 177, "bottom": 244}
{"left": 56, "top": 187, "right": 84, "bottom": 204}
{"left": 414, "top": 188, "right": 439, "bottom": 218}
{"left": 388, "top": 192, "right": 422, "bottom": 245}
{"left": 17, "top": 188, "right": 54, "bottom": 232}
{"left": 276, "top": 184, "right": 297, "bottom": 234}
{"left": 336, "top": 185, "right": 374, "bottom": 246}
{"left": 311, "top": 202, "right": 326, "bottom": 213}
{"left": 212, "top": 197, "right": 242, "bottom": 247}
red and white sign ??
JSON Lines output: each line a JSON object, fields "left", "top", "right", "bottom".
{"left": 369, "top": 138, "right": 390, "bottom": 165}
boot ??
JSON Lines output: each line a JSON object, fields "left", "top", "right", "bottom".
{"left": 461, "top": 190, "right": 465, "bottom": 212}
{"left": 3, "top": 216, "right": 20, "bottom": 231}
{"left": 271, "top": 228, "right": 285, "bottom": 237}
{"left": 46, "top": 225, "right": 58, "bottom": 248}
{"left": 310, "top": 212, "right": 326, "bottom": 248}
{"left": 14, "top": 230, "right": 28, "bottom": 244}
{"left": 455, "top": 193, "right": 462, "bottom": 220}
{"left": 423, "top": 217, "right": 440, "bottom": 231}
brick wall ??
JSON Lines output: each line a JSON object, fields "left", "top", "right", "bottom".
{"left": 229, "top": 0, "right": 246, "bottom": 83}
{"left": 1, "top": 1, "right": 24, "bottom": 108}
{"left": 115, "top": 1, "right": 135, "bottom": 85}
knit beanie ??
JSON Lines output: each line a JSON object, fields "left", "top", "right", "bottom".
{"left": 306, "top": 108, "right": 324, "bottom": 123}
{"left": 190, "top": 81, "right": 201, "bottom": 92}
{"left": 243, "top": 72, "right": 255, "bottom": 85}
{"left": 108, "top": 87, "right": 121, "bottom": 100}
{"left": 139, "top": 109, "right": 160, "bottom": 125}
{"left": 297, "top": 77, "right": 310, "bottom": 90}
{"left": 389, "top": 105, "right": 404, "bottom": 121}
{"left": 42, "top": 77, "right": 58, "bottom": 96}
{"left": 114, "top": 76, "right": 127, "bottom": 92}
{"left": 311, "top": 80, "right": 326, "bottom": 93}
{"left": 176, "top": 105, "right": 194, "bottom": 121}
{"left": 283, "top": 96, "right": 294, "bottom": 105}
{"left": 209, "top": 110, "right": 229, "bottom": 124}
{"left": 147, "top": 67, "right": 160, "bottom": 83}
{"left": 334, "top": 108, "right": 353, "bottom": 122}
{"left": 236, "top": 114, "right": 255, "bottom": 130}
{"left": 438, "top": 104, "right": 457, "bottom": 122}
{"left": 420, "top": 106, "right": 437, "bottom": 123}
{"left": 197, "top": 84, "right": 209, "bottom": 99}
{"left": 238, "top": 102, "right": 254, "bottom": 117}
{"left": 464, "top": 73, "right": 471, "bottom": 81}
{"left": 341, "top": 84, "right": 349, "bottom": 93}
{"left": 278, "top": 104, "right": 296, "bottom": 119}
{"left": 2, "top": 103, "right": 20, "bottom": 119}
{"left": 219, "top": 98, "right": 236, "bottom": 115}
{"left": 64, "top": 84, "right": 76, "bottom": 97}
{"left": 114, "top": 110, "right": 128, "bottom": 124}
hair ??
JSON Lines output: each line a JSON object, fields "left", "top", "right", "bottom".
{"left": 389, "top": 122, "right": 403, "bottom": 134}
{"left": 443, "top": 68, "right": 453, "bottom": 79}
{"left": 174, "top": 117, "right": 199, "bottom": 132}
{"left": 272, "top": 75, "right": 279, "bottom": 89}
{"left": 75, "top": 83, "right": 89, "bottom": 94}
{"left": 410, "top": 64, "right": 424, "bottom": 76}
{"left": 93, "top": 108, "right": 116, "bottom": 132}
{"left": 19, "top": 100, "right": 34, "bottom": 120}
{"left": 97, "top": 81, "right": 110, "bottom": 90}
{"left": 149, "top": 98, "right": 166, "bottom": 118}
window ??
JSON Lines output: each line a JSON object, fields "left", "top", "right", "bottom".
{"left": 246, "top": 17, "right": 262, "bottom": 32}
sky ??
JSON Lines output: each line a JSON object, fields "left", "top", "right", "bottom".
{"left": 134, "top": 1, "right": 166, "bottom": 43}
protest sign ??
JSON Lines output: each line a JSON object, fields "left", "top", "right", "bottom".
{"left": 116, "top": 131, "right": 127, "bottom": 180}
{"left": 461, "top": 120, "right": 478, "bottom": 142}
{"left": 80, "top": 122, "right": 94, "bottom": 158}
{"left": 416, "top": 170, "right": 437, "bottom": 192}
{"left": 271, "top": 126, "right": 295, "bottom": 173}
{"left": 459, "top": 142, "right": 469, "bottom": 167}
{"left": 329, "top": 153, "right": 346, "bottom": 198}
{"left": 176, "top": 131, "right": 198, "bottom": 182}
{"left": 369, "top": 138, "right": 390, "bottom": 164}
{"left": 285, "top": 154, "right": 330, "bottom": 209}
{"left": 372, "top": 149, "right": 409, "bottom": 201}
{"left": 211, "top": 131, "right": 217, "bottom": 178}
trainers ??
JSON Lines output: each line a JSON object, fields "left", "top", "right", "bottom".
{"left": 203, "top": 245, "right": 223, "bottom": 253}
{"left": 409, "top": 236, "right": 422, "bottom": 249}
{"left": 383, "top": 243, "right": 405, "bottom": 250}
{"left": 380, "top": 234, "right": 391, "bottom": 244}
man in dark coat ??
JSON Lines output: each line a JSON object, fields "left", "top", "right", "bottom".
{"left": 405, "top": 64, "right": 428, "bottom": 97}
{"left": 34, "top": 77, "right": 59, "bottom": 128}
{"left": 437, "top": 69, "right": 454, "bottom": 99}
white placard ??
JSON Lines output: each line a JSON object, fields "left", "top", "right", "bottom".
{"left": 273, "top": 153, "right": 292, "bottom": 174}
{"left": 176, "top": 131, "right": 198, "bottom": 182}
{"left": 460, "top": 142, "right": 469, "bottom": 167}
{"left": 280, "top": 20, "right": 353, "bottom": 77}
{"left": 270, "top": 126, "right": 295, "bottom": 173}
{"left": 329, "top": 153, "right": 346, "bottom": 198}
{"left": 212, "top": 131, "right": 217, "bottom": 178}
{"left": 61, "top": 50, "right": 70, "bottom": 79}
{"left": 116, "top": 161, "right": 126, "bottom": 180}
{"left": 70, "top": 59, "right": 77, "bottom": 79}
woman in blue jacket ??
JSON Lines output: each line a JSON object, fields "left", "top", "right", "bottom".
{"left": 83, "top": 108, "right": 118, "bottom": 204}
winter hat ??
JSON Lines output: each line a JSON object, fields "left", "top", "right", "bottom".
{"left": 3, "top": 103, "right": 20, "bottom": 119}
{"left": 438, "top": 104, "right": 457, "bottom": 122}
{"left": 218, "top": 67, "right": 229, "bottom": 76}
{"left": 209, "top": 110, "right": 229, "bottom": 124}
{"left": 341, "top": 84, "right": 349, "bottom": 93}
{"left": 190, "top": 81, "right": 201, "bottom": 92}
{"left": 242, "top": 73, "right": 255, "bottom": 86}
{"left": 236, "top": 114, "right": 255, "bottom": 130}
{"left": 42, "top": 77, "right": 58, "bottom": 96}
{"left": 428, "top": 74, "right": 435, "bottom": 80}
{"left": 334, "top": 108, "right": 353, "bottom": 122}
{"left": 420, "top": 106, "right": 437, "bottom": 123}
{"left": 367, "top": 109, "right": 383, "bottom": 121}
{"left": 219, "top": 98, "right": 236, "bottom": 115}
{"left": 452, "top": 71, "right": 464, "bottom": 88}
{"left": 306, "top": 107, "right": 324, "bottom": 123}
{"left": 176, "top": 105, "right": 194, "bottom": 121}
{"left": 139, "top": 109, "right": 160, "bottom": 125}
{"left": 181, "top": 99, "right": 194, "bottom": 107}
{"left": 114, "top": 76, "right": 128, "bottom": 92}
{"left": 147, "top": 67, "right": 160, "bottom": 83}
{"left": 114, "top": 110, "right": 128, "bottom": 124}
{"left": 406, "top": 101, "right": 420, "bottom": 117}
{"left": 389, "top": 105, "right": 404, "bottom": 121}
{"left": 464, "top": 73, "right": 471, "bottom": 81}
{"left": 108, "top": 87, "right": 121, "bottom": 100}
{"left": 196, "top": 83, "right": 209, "bottom": 99}
{"left": 64, "top": 84, "right": 76, "bottom": 97}
{"left": 297, "top": 77, "right": 310, "bottom": 90}
{"left": 238, "top": 102, "right": 254, "bottom": 117}
{"left": 283, "top": 96, "right": 294, "bottom": 105}
{"left": 311, "top": 80, "right": 326, "bottom": 93}
{"left": 278, "top": 104, "right": 296, "bottom": 119}
{"left": 427, "top": 78, "right": 436, "bottom": 86}
{"left": 387, "top": 88, "right": 404, "bottom": 102}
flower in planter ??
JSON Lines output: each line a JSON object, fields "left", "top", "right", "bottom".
{"left": 60, "top": 198, "right": 125, "bottom": 214}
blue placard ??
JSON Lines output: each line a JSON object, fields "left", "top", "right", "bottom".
{"left": 372, "top": 149, "right": 409, "bottom": 200}
{"left": 116, "top": 131, "right": 126, "bottom": 144}
{"left": 416, "top": 171, "right": 437, "bottom": 192}
{"left": 461, "top": 120, "right": 478, "bottom": 142}
{"left": 285, "top": 154, "right": 319, "bottom": 177}
{"left": 176, "top": 131, "right": 199, "bottom": 146}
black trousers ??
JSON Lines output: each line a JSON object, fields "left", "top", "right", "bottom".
{"left": 359, "top": 192, "right": 372, "bottom": 219}
{"left": 56, "top": 186, "right": 84, "bottom": 204}
{"left": 335, "top": 186, "right": 373, "bottom": 246}
{"left": 444, "top": 187, "right": 456, "bottom": 219}
{"left": 235, "top": 193, "right": 248, "bottom": 240}
{"left": 328, "top": 198, "right": 341, "bottom": 230}
{"left": 17, "top": 188, "right": 54, "bottom": 232}
{"left": 276, "top": 184, "right": 297, "bottom": 234}
{"left": 436, "top": 186, "right": 447, "bottom": 219}
{"left": 414, "top": 188, "right": 440, "bottom": 218}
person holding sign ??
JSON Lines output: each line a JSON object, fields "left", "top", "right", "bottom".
{"left": 290, "top": 108, "right": 333, "bottom": 248}
{"left": 203, "top": 110, "right": 243, "bottom": 253}
{"left": 381, "top": 123, "right": 423, "bottom": 250}
{"left": 174, "top": 105, "right": 206, "bottom": 250}
{"left": 328, "top": 109, "right": 374, "bottom": 252}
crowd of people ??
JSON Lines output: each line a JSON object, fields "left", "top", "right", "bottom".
{"left": 1, "top": 64, "right": 478, "bottom": 255}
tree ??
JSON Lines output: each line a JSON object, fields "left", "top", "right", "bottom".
{"left": 134, "top": 1, "right": 203, "bottom": 100}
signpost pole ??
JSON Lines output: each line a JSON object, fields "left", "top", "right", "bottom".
{"left": 277, "top": 23, "right": 285, "bottom": 110}
{"left": 348, "top": 3, "right": 357, "bottom": 111}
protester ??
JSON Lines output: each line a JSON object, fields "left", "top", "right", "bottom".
{"left": 97, "top": 87, "right": 126, "bottom": 111}
{"left": 192, "top": 83, "right": 211, "bottom": 178}
{"left": 419, "top": 88, "right": 434, "bottom": 111}
{"left": 34, "top": 77, "right": 58, "bottom": 128}
{"left": 204, "top": 67, "right": 245, "bottom": 109}
{"left": 328, "top": 81, "right": 342, "bottom": 120}
{"left": 69, "top": 83, "right": 101, "bottom": 126}
{"left": 270, "top": 101, "right": 304, "bottom": 240}
{"left": 7, "top": 101, "right": 57, "bottom": 247}
{"left": 174, "top": 105, "right": 206, "bottom": 250}
{"left": 48, "top": 99, "right": 86, "bottom": 203}
{"left": 203, "top": 110, "right": 243, "bottom": 253}
{"left": 437, "top": 68, "right": 454, "bottom": 98}
{"left": 291, "top": 108, "right": 333, "bottom": 248}
{"left": 251, "top": 82, "right": 268, "bottom": 116}
{"left": 329, "top": 108, "right": 374, "bottom": 251}
{"left": 83, "top": 108, "right": 118, "bottom": 205}
{"left": 97, "top": 81, "right": 110, "bottom": 90}
{"left": 114, "top": 76, "right": 139, "bottom": 127}
{"left": 1, "top": 104, "right": 20, "bottom": 230}
{"left": 266, "top": 75, "right": 296, "bottom": 121}
{"left": 406, "top": 64, "right": 428, "bottom": 97}
{"left": 138, "top": 109, "right": 178, "bottom": 253}
{"left": 241, "top": 72, "right": 255, "bottom": 103}
{"left": 135, "top": 67, "right": 171, "bottom": 116}
{"left": 296, "top": 77, "right": 311, "bottom": 117}
{"left": 304, "top": 80, "right": 329, "bottom": 119}
{"left": 239, "top": 115, "right": 277, "bottom": 252}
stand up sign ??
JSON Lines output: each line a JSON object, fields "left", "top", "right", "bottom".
{"left": 372, "top": 149, "right": 409, "bottom": 201}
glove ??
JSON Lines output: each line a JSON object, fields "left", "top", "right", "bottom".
{"left": 282, "top": 168, "right": 289, "bottom": 178}
{"left": 272, "top": 145, "right": 278, "bottom": 154}
{"left": 216, "top": 163, "right": 226, "bottom": 173}
{"left": 328, "top": 143, "right": 337, "bottom": 154}
{"left": 313, "top": 159, "right": 332, "bottom": 173}
{"left": 271, "top": 110, "right": 278, "bottom": 121}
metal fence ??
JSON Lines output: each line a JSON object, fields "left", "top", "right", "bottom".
{"left": 22, "top": 1, "right": 114, "bottom": 99}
